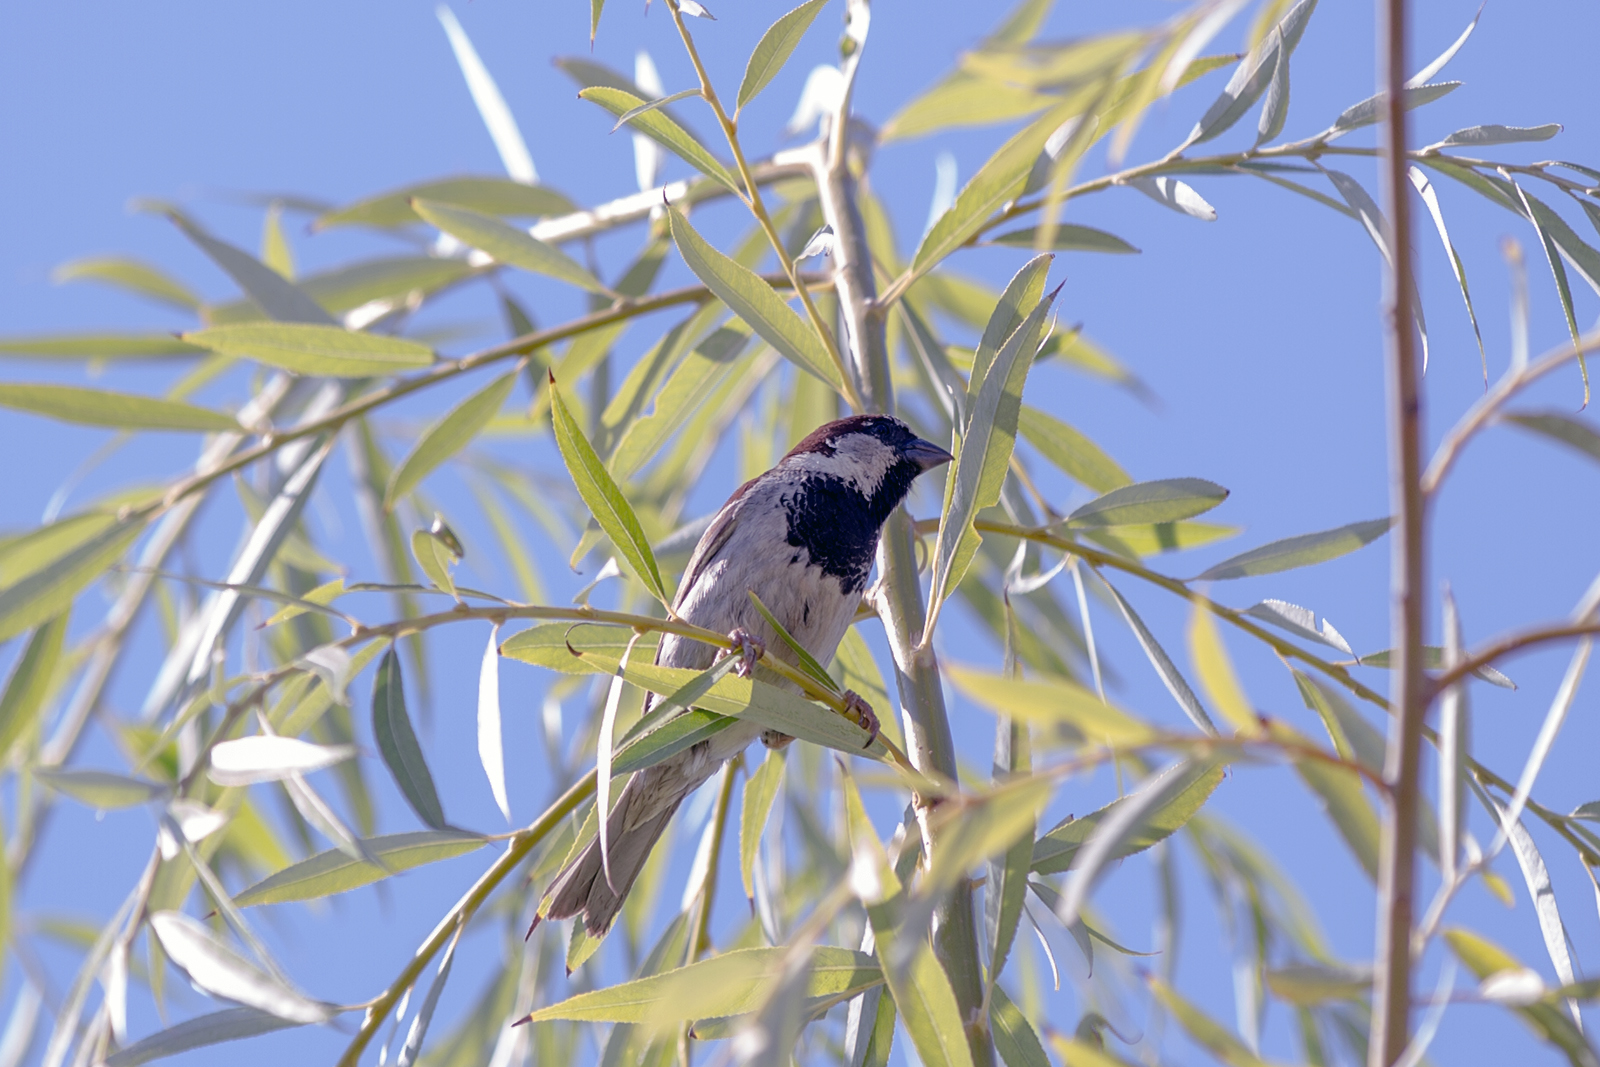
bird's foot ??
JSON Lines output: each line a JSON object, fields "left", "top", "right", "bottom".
{"left": 727, "top": 628, "right": 765, "bottom": 678}
{"left": 842, "top": 689, "right": 879, "bottom": 748}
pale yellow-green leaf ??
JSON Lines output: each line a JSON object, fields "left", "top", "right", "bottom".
{"left": 737, "top": 0, "right": 830, "bottom": 109}
{"left": 0, "top": 612, "right": 67, "bottom": 760}
{"left": 740, "top": 746, "right": 786, "bottom": 899}
{"left": 183, "top": 324, "right": 433, "bottom": 378}
{"left": 1031, "top": 762, "right": 1223, "bottom": 874}
{"left": 947, "top": 665, "right": 1153, "bottom": 746}
{"left": 1017, "top": 404, "right": 1129, "bottom": 492}
{"left": 386, "top": 370, "right": 518, "bottom": 509}
{"left": 53, "top": 256, "right": 201, "bottom": 310}
{"left": 410, "top": 530, "right": 457, "bottom": 597}
{"left": 411, "top": 199, "right": 609, "bottom": 294}
{"left": 1188, "top": 602, "right": 1256, "bottom": 733}
{"left": 234, "top": 830, "right": 486, "bottom": 907}
{"left": 0, "top": 383, "right": 239, "bottom": 433}
{"left": 579, "top": 87, "right": 739, "bottom": 193}
{"left": 1065, "top": 478, "right": 1227, "bottom": 528}
{"left": 36, "top": 769, "right": 167, "bottom": 809}
{"left": 0, "top": 333, "right": 208, "bottom": 361}
{"left": 0, "top": 515, "right": 144, "bottom": 642}
{"left": 667, "top": 207, "right": 842, "bottom": 394}
{"left": 314, "top": 176, "right": 577, "bottom": 230}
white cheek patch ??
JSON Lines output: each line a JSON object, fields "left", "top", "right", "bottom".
{"left": 784, "top": 435, "right": 898, "bottom": 496}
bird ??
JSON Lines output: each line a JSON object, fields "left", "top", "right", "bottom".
{"left": 540, "top": 414, "right": 953, "bottom": 936}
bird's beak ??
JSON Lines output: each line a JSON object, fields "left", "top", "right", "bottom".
{"left": 904, "top": 438, "right": 955, "bottom": 472}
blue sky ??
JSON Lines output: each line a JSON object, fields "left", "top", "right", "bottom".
{"left": 3, "top": 1, "right": 1600, "bottom": 1064}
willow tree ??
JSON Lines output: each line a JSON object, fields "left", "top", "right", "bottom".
{"left": 3, "top": 1, "right": 1599, "bottom": 1065}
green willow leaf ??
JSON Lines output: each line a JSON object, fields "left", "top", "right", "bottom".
{"left": 371, "top": 648, "right": 446, "bottom": 830}
{"left": 0, "top": 333, "right": 207, "bottom": 361}
{"left": 1271, "top": 721, "right": 1379, "bottom": 879}
{"left": 987, "top": 224, "right": 1139, "bottom": 254}
{"left": 313, "top": 176, "right": 577, "bottom": 231}
{"left": 990, "top": 986, "right": 1050, "bottom": 1067}
{"left": 1264, "top": 964, "right": 1371, "bottom": 1006}
{"left": 0, "top": 383, "right": 238, "bottom": 433}
{"left": 667, "top": 207, "right": 843, "bottom": 393}
{"left": 1193, "top": 517, "right": 1390, "bottom": 581}
{"left": 613, "top": 710, "right": 736, "bottom": 778}
{"left": 747, "top": 590, "right": 837, "bottom": 693}
{"left": 385, "top": 370, "right": 518, "bottom": 509}
{"left": 1017, "top": 404, "right": 1130, "bottom": 492}
{"left": 410, "top": 530, "right": 458, "bottom": 597}
{"left": 1065, "top": 478, "right": 1228, "bottom": 528}
{"left": 910, "top": 98, "right": 1082, "bottom": 280}
{"left": 929, "top": 273, "right": 1059, "bottom": 615}
{"left": 1433, "top": 123, "right": 1562, "bottom": 149}
{"left": 737, "top": 0, "right": 830, "bottom": 109}
{"left": 0, "top": 612, "right": 66, "bottom": 760}
{"left": 1183, "top": 0, "right": 1314, "bottom": 148}
{"left": 0, "top": 514, "right": 144, "bottom": 642}
{"left": 500, "top": 622, "right": 652, "bottom": 672}
{"left": 1358, "top": 646, "right": 1516, "bottom": 689}
{"left": 1505, "top": 411, "right": 1600, "bottom": 466}
{"left": 1325, "top": 81, "right": 1460, "bottom": 138}
{"left": 183, "top": 324, "right": 433, "bottom": 378}
{"left": 739, "top": 746, "right": 786, "bottom": 899}
{"left": 1149, "top": 976, "right": 1271, "bottom": 1067}
{"left": 53, "top": 256, "right": 201, "bottom": 311}
{"left": 234, "top": 830, "right": 486, "bottom": 907}
{"left": 579, "top": 87, "right": 739, "bottom": 192}
{"left": 947, "top": 665, "right": 1153, "bottom": 746}
{"left": 36, "top": 769, "right": 168, "bottom": 809}
{"left": 611, "top": 88, "right": 701, "bottom": 132}
{"left": 104, "top": 1008, "right": 303, "bottom": 1067}
{"left": 1032, "top": 760, "right": 1223, "bottom": 875}
{"left": 967, "top": 256, "right": 1053, "bottom": 417}
{"left": 161, "top": 211, "right": 333, "bottom": 325}
{"left": 549, "top": 375, "right": 670, "bottom": 606}
{"left": 523, "top": 946, "right": 881, "bottom": 1024}
{"left": 1100, "top": 574, "right": 1217, "bottom": 733}
{"left": 567, "top": 651, "right": 883, "bottom": 758}
{"left": 1445, "top": 928, "right": 1597, "bottom": 1067}
{"left": 411, "top": 199, "right": 609, "bottom": 294}
{"left": 1409, "top": 165, "right": 1487, "bottom": 381}
{"left": 610, "top": 319, "right": 755, "bottom": 480}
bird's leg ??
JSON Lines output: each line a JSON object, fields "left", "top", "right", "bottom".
{"left": 726, "top": 628, "right": 765, "bottom": 678}
{"left": 842, "top": 689, "right": 879, "bottom": 748}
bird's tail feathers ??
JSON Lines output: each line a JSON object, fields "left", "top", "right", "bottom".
{"left": 543, "top": 777, "right": 681, "bottom": 937}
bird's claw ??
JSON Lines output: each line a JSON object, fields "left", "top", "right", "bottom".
{"left": 727, "top": 628, "right": 765, "bottom": 678}
{"left": 843, "top": 690, "right": 879, "bottom": 748}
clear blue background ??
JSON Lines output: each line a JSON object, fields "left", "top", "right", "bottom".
{"left": 2, "top": 1, "right": 1598, "bottom": 1064}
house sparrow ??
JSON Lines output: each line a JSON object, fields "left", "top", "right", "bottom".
{"left": 542, "top": 414, "right": 953, "bottom": 935}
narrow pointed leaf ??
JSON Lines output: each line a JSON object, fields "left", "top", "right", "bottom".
{"left": 966, "top": 256, "right": 1052, "bottom": 419}
{"left": 183, "top": 324, "right": 433, "bottom": 378}
{"left": 740, "top": 747, "right": 786, "bottom": 899}
{"left": 103, "top": 1008, "right": 303, "bottom": 1067}
{"left": 579, "top": 87, "right": 739, "bottom": 192}
{"left": 1185, "top": 1, "right": 1314, "bottom": 147}
{"left": 1407, "top": 7, "right": 1479, "bottom": 86}
{"left": 477, "top": 625, "right": 509, "bottom": 821}
{"left": 0, "top": 333, "right": 207, "bottom": 361}
{"left": 314, "top": 176, "right": 575, "bottom": 230}
{"left": 1243, "top": 600, "right": 1352, "bottom": 654}
{"left": 411, "top": 199, "right": 607, "bottom": 293}
{"left": 1505, "top": 412, "right": 1600, "bottom": 466}
{"left": 990, "top": 985, "right": 1050, "bottom": 1067}
{"left": 372, "top": 648, "right": 446, "bottom": 829}
{"left": 396, "top": 924, "right": 460, "bottom": 1067}
{"left": 1409, "top": 165, "right": 1486, "bottom": 380}
{"left": 35, "top": 769, "right": 167, "bottom": 809}
{"left": 235, "top": 830, "right": 486, "bottom": 906}
{"left": 208, "top": 736, "right": 357, "bottom": 786}
{"left": 1017, "top": 405, "right": 1130, "bottom": 492}
{"left": 523, "top": 946, "right": 881, "bottom": 1024}
{"left": 738, "top": 0, "right": 830, "bottom": 109}
{"left": 611, "top": 88, "right": 701, "bottom": 133}
{"left": 1032, "top": 761, "right": 1223, "bottom": 874}
{"left": 667, "top": 207, "right": 842, "bottom": 393}
{"left": 1358, "top": 646, "right": 1515, "bottom": 689}
{"left": 1327, "top": 81, "right": 1459, "bottom": 137}
{"left": 1194, "top": 518, "right": 1390, "bottom": 581}
{"left": 1445, "top": 929, "right": 1597, "bottom": 1067}
{"left": 0, "top": 613, "right": 66, "bottom": 759}
{"left": 149, "top": 912, "right": 330, "bottom": 1024}
{"left": 0, "top": 514, "right": 144, "bottom": 642}
{"left": 165, "top": 214, "right": 335, "bottom": 325}
{"left": 1433, "top": 124, "right": 1562, "bottom": 149}
{"left": 947, "top": 665, "right": 1153, "bottom": 746}
{"left": 436, "top": 6, "right": 537, "bottom": 183}
{"left": 53, "top": 256, "right": 201, "bottom": 311}
{"left": 987, "top": 225, "right": 1138, "bottom": 254}
{"left": 1188, "top": 602, "right": 1256, "bottom": 733}
{"left": 1066, "top": 478, "right": 1227, "bottom": 528}
{"left": 1148, "top": 976, "right": 1271, "bottom": 1067}
{"left": 1100, "top": 575, "right": 1217, "bottom": 733}
{"left": 1128, "top": 177, "right": 1217, "bottom": 220}
{"left": 748, "top": 590, "right": 837, "bottom": 693}
{"left": 549, "top": 376, "right": 669, "bottom": 605}
{"left": 386, "top": 369, "right": 517, "bottom": 508}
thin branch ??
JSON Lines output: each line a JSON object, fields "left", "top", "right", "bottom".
{"left": 1433, "top": 620, "right": 1600, "bottom": 693}
{"left": 336, "top": 772, "right": 597, "bottom": 1067}
{"left": 1370, "top": 0, "right": 1429, "bottom": 1058}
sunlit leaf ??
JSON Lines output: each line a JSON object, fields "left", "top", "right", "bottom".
{"left": 436, "top": 5, "right": 537, "bottom": 183}
{"left": 411, "top": 199, "right": 608, "bottom": 293}
{"left": 1032, "top": 761, "right": 1223, "bottom": 874}
{"left": 1358, "top": 647, "right": 1515, "bottom": 689}
{"left": 1194, "top": 518, "right": 1389, "bottom": 581}
{"left": 1127, "top": 176, "right": 1217, "bottom": 220}
{"left": 740, "top": 746, "right": 786, "bottom": 899}
{"left": 0, "top": 612, "right": 67, "bottom": 760}
{"left": 990, "top": 985, "right": 1050, "bottom": 1067}
{"left": 314, "top": 176, "right": 576, "bottom": 230}
{"left": 1099, "top": 575, "right": 1217, "bottom": 733}
{"left": 1189, "top": 602, "right": 1256, "bottom": 733}
{"left": 667, "top": 207, "right": 842, "bottom": 393}
{"left": 737, "top": 0, "right": 830, "bottom": 110}
{"left": 1408, "top": 165, "right": 1487, "bottom": 381}
{"left": 1264, "top": 963, "right": 1371, "bottom": 1006}
{"left": 947, "top": 665, "right": 1153, "bottom": 745}
{"left": 372, "top": 648, "right": 447, "bottom": 830}
{"left": 580, "top": 87, "right": 739, "bottom": 192}
{"left": 1506, "top": 412, "right": 1600, "bottom": 466}
{"left": 386, "top": 370, "right": 518, "bottom": 509}
{"left": 53, "top": 256, "right": 201, "bottom": 311}
{"left": 1148, "top": 975, "right": 1271, "bottom": 1067}
{"left": 149, "top": 911, "right": 331, "bottom": 1024}
{"left": 0, "top": 333, "right": 207, "bottom": 361}
{"left": 235, "top": 830, "right": 486, "bottom": 907}
{"left": 1066, "top": 478, "right": 1227, "bottom": 529}
{"left": 0, "top": 514, "right": 144, "bottom": 642}
{"left": 986, "top": 225, "right": 1139, "bottom": 254}
{"left": 1324, "top": 82, "right": 1459, "bottom": 138}
{"left": 1445, "top": 928, "right": 1597, "bottom": 1067}
{"left": 35, "top": 769, "right": 167, "bottom": 809}
{"left": 1184, "top": 1, "right": 1314, "bottom": 147}
{"left": 103, "top": 1008, "right": 303, "bottom": 1067}
{"left": 549, "top": 375, "right": 670, "bottom": 605}
{"left": 207, "top": 736, "right": 357, "bottom": 787}
{"left": 1432, "top": 123, "right": 1562, "bottom": 149}
{"left": 183, "top": 324, "right": 433, "bottom": 378}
